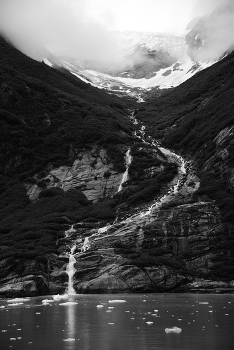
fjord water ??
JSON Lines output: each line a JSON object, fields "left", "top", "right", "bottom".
{"left": 1, "top": 294, "right": 233, "bottom": 350}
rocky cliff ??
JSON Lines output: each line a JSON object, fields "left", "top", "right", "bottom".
{"left": 1, "top": 34, "right": 234, "bottom": 297}
{"left": 26, "top": 147, "right": 124, "bottom": 202}
{"left": 0, "top": 121, "right": 229, "bottom": 297}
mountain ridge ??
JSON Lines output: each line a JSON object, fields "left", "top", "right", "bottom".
{"left": 0, "top": 33, "right": 234, "bottom": 296}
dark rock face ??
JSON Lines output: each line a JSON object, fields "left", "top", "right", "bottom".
{"left": 0, "top": 259, "right": 49, "bottom": 297}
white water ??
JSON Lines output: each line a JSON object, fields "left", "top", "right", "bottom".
{"left": 65, "top": 245, "right": 76, "bottom": 295}
{"left": 118, "top": 149, "right": 132, "bottom": 192}
{"left": 63, "top": 112, "right": 191, "bottom": 293}
{"left": 81, "top": 237, "right": 90, "bottom": 252}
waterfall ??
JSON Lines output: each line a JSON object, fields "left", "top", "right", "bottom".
{"left": 65, "top": 245, "right": 76, "bottom": 295}
{"left": 118, "top": 149, "right": 132, "bottom": 192}
{"left": 81, "top": 237, "right": 90, "bottom": 252}
{"left": 62, "top": 111, "right": 190, "bottom": 282}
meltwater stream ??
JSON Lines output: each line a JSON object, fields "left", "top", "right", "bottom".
{"left": 63, "top": 112, "right": 191, "bottom": 294}
{"left": 117, "top": 148, "right": 132, "bottom": 192}
{"left": 65, "top": 245, "right": 76, "bottom": 295}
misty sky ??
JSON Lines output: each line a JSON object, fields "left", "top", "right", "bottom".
{"left": 0, "top": 0, "right": 232, "bottom": 64}
{"left": 82, "top": 0, "right": 223, "bottom": 33}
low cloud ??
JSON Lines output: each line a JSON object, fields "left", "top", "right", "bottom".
{"left": 187, "top": 0, "right": 234, "bottom": 61}
{"left": 0, "top": 0, "right": 123, "bottom": 66}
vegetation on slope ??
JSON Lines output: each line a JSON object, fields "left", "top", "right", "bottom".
{"left": 0, "top": 36, "right": 134, "bottom": 261}
{"left": 136, "top": 52, "right": 234, "bottom": 278}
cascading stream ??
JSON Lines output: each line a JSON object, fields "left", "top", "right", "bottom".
{"left": 65, "top": 245, "right": 76, "bottom": 295}
{"left": 118, "top": 148, "right": 132, "bottom": 192}
{"left": 63, "top": 111, "right": 192, "bottom": 292}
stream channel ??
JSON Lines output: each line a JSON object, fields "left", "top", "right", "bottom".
{"left": 64, "top": 111, "right": 196, "bottom": 294}
{"left": 1, "top": 113, "right": 234, "bottom": 350}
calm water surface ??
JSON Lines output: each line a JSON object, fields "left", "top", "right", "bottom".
{"left": 0, "top": 293, "right": 233, "bottom": 350}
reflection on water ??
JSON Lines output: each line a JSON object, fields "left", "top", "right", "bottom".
{"left": 0, "top": 294, "right": 234, "bottom": 350}
{"left": 65, "top": 303, "right": 76, "bottom": 348}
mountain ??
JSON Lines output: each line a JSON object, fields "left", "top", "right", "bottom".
{"left": 0, "top": 31, "right": 234, "bottom": 297}
{"left": 186, "top": 0, "right": 234, "bottom": 62}
{"left": 9, "top": 30, "right": 214, "bottom": 101}
{"left": 136, "top": 50, "right": 234, "bottom": 280}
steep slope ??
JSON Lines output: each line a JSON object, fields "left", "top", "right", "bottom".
{"left": 0, "top": 35, "right": 133, "bottom": 284}
{"left": 136, "top": 50, "right": 234, "bottom": 279}
{"left": 186, "top": 0, "right": 234, "bottom": 62}
{"left": 0, "top": 35, "right": 233, "bottom": 296}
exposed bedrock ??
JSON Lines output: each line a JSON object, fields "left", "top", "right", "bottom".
{"left": 25, "top": 147, "right": 124, "bottom": 202}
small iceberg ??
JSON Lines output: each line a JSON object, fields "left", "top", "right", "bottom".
{"left": 42, "top": 299, "right": 55, "bottom": 304}
{"left": 7, "top": 298, "right": 29, "bottom": 303}
{"left": 108, "top": 300, "right": 126, "bottom": 303}
{"left": 165, "top": 326, "right": 182, "bottom": 334}
{"left": 53, "top": 294, "right": 69, "bottom": 301}
{"left": 59, "top": 301, "right": 78, "bottom": 306}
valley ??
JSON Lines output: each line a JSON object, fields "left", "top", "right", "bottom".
{"left": 0, "top": 24, "right": 234, "bottom": 297}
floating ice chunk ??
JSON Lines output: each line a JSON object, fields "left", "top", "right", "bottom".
{"left": 63, "top": 338, "right": 75, "bottom": 342}
{"left": 165, "top": 326, "right": 182, "bottom": 334}
{"left": 96, "top": 305, "right": 104, "bottom": 308}
{"left": 53, "top": 294, "right": 68, "bottom": 301}
{"left": 154, "top": 309, "right": 158, "bottom": 312}
{"left": 146, "top": 321, "right": 153, "bottom": 325}
{"left": 108, "top": 307, "right": 114, "bottom": 309}
{"left": 108, "top": 300, "right": 126, "bottom": 303}
{"left": 17, "top": 337, "right": 22, "bottom": 339}
{"left": 59, "top": 302, "right": 78, "bottom": 306}
{"left": 8, "top": 303, "right": 23, "bottom": 306}
{"left": 17, "top": 328, "right": 21, "bottom": 330}
{"left": 2, "top": 330, "right": 7, "bottom": 332}
{"left": 108, "top": 323, "right": 114, "bottom": 325}
{"left": 10, "top": 338, "right": 16, "bottom": 341}
{"left": 0, "top": 306, "right": 5, "bottom": 309}
{"left": 7, "top": 298, "right": 29, "bottom": 303}
{"left": 42, "top": 299, "right": 54, "bottom": 303}
{"left": 199, "top": 302, "right": 209, "bottom": 305}
{"left": 36, "top": 312, "right": 41, "bottom": 315}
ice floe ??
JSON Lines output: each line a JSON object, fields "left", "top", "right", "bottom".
{"left": 42, "top": 299, "right": 55, "bottom": 304}
{"left": 7, "top": 298, "right": 29, "bottom": 303}
{"left": 53, "top": 294, "right": 69, "bottom": 301}
{"left": 165, "top": 326, "right": 182, "bottom": 334}
{"left": 108, "top": 300, "right": 126, "bottom": 303}
{"left": 59, "top": 301, "right": 78, "bottom": 306}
